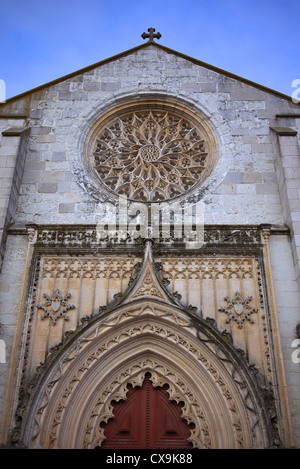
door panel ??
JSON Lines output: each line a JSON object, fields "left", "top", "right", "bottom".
{"left": 99, "top": 374, "right": 193, "bottom": 449}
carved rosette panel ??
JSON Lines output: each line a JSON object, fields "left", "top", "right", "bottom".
{"left": 37, "top": 289, "right": 75, "bottom": 325}
{"left": 88, "top": 106, "right": 215, "bottom": 202}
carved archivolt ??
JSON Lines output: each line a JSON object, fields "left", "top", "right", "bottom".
{"left": 20, "top": 301, "right": 269, "bottom": 449}
{"left": 82, "top": 361, "right": 210, "bottom": 449}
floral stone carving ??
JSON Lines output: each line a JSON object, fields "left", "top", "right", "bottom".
{"left": 37, "top": 289, "right": 75, "bottom": 326}
{"left": 219, "top": 292, "right": 258, "bottom": 329}
{"left": 91, "top": 108, "right": 210, "bottom": 202}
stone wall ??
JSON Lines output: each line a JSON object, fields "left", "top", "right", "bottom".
{"left": 0, "top": 234, "right": 28, "bottom": 442}
{"left": 269, "top": 234, "right": 300, "bottom": 448}
{"left": 0, "top": 43, "right": 299, "bottom": 447}
{"left": 0, "top": 45, "right": 298, "bottom": 228}
{"left": 0, "top": 119, "right": 28, "bottom": 268}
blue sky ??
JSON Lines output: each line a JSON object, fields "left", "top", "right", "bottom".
{"left": 0, "top": 0, "right": 299, "bottom": 99}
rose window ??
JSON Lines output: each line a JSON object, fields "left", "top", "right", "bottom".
{"left": 91, "top": 107, "right": 213, "bottom": 202}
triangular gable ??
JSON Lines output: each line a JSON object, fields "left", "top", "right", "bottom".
{"left": 1, "top": 40, "right": 297, "bottom": 106}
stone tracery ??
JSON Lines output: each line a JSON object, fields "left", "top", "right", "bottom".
{"left": 23, "top": 305, "right": 258, "bottom": 449}
{"left": 91, "top": 109, "right": 210, "bottom": 202}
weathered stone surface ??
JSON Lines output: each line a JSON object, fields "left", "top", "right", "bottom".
{"left": 0, "top": 41, "right": 299, "bottom": 449}
{"left": 38, "top": 182, "right": 57, "bottom": 193}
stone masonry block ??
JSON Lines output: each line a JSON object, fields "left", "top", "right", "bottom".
{"left": 30, "top": 127, "right": 52, "bottom": 135}
{"left": 51, "top": 152, "right": 66, "bottom": 162}
{"left": 255, "top": 183, "right": 279, "bottom": 194}
{"left": 222, "top": 172, "right": 244, "bottom": 183}
{"left": 38, "top": 182, "right": 58, "bottom": 193}
{"left": 59, "top": 203, "right": 75, "bottom": 213}
{"left": 282, "top": 155, "right": 300, "bottom": 168}
{"left": 284, "top": 168, "right": 300, "bottom": 179}
{"left": 287, "top": 188, "right": 299, "bottom": 199}
{"left": 291, "top": 212, "right": 300, "bottom": 222}
{"left": 58, "top": 91, "right": 73, "bottom": 100}
{"left": 82, "top": 82, "right": 102, "bottom": 91}
{"left": 29, "top": 109, "right": 44, "bottom": 119}
{"left": 35, "top": 135, "right": 56, "bottom": 143}
{"left": 243, "top": 172, "right": 263, "bottom": 183}
{"left": 71, "top": 91, "right": 88, "bottom": 101}
{"left": 236, "top": 184, "right": 256, "bottom": 195}
{"left": 25, "top": 161, "right": 46, "bottom": 171}
{"left": 262, "top": 172, "right": 277, "bottom": 184}
{"left": 101, "top": 82, "right": 121, "bottom": 91}
{"left": 289, "top": 199, "right": 300, "bottom": 211}
{"left": 292, "top": 222, "right": 300, "bottom": 235}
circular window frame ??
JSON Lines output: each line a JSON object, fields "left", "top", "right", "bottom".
{"left": 83, "top": 99, "right": 219, "bottom": 204}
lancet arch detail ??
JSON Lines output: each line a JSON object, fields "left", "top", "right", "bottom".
{"left": 18, "top": 297, "right": 275, "bottom": 449}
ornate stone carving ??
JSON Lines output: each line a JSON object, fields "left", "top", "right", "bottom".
{"left": 20, "top": 301, "right": 273, "bottom": 449}
{"left": 91, "top": 108, "right": 210, "bottom": 202}
{"left": 219, "top": 292, "right": 258, "bottom": 329}
{"left": 27, "top": 227, "right": 37, "bottom": 244}
{"left": 27, "top": 224, "right": 263, "bottom": 248}
{"left": 84, "top": 363, "right": 209, "bottom": 449}
{"left": 37, "top": 289, "right": 75, "bottom": 326}
{"left": 159, "top": 256, "right": 255, "bottom": 280}
{"left": 12, "top": 225, "right": 282, "bottom": 449}
{"left": 130, "top": 270, "right": 165, "bottom": 300}
{"left": 39, "top": 322, "right": 246, "bottom": 448}
{"left": 203, "top": 228, "right": 262, "bottom": 245}
{"left": 41, "top": 256, "right": 139, "bottom": 280}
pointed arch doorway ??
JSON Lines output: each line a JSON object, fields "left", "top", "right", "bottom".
{"left": 98, "top": 374, "right": 194, "bottom": 449}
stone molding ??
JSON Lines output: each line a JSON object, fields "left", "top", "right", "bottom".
{"left": 24, "top": 223, "right": 264, "bottom": 249}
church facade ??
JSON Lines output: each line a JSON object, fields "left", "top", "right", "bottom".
{"left": 0, "top": 31, "right": 299, "bottom": 449}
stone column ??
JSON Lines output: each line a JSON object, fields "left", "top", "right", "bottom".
{"left": 261, "top": 227, "right": 294, "bottom": 447}
{"left": 0, "top": 125, "right": 29, "bottom": 270}
{"left": 271, "top": 126, "right": 300, "bottom": 291}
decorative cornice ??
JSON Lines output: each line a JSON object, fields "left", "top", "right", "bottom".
{"left": 22, "top": 224, "right": 265, "bottom": 250}
{"left": 1, "top": 127, "right": 30, "bottom": 136}
{"left": 270, "top": 126, "right": 297, "bottom": 136}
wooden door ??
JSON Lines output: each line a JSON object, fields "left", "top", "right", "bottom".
{"left": 99, "top": 374, "right": 193, "bottom": 449}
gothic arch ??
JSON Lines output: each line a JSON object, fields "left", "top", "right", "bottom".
{"left": 19, "top": 297, "right": 275, "bottom": 449}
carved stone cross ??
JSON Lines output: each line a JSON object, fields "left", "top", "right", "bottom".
{"left": 141, "top": 27, "right": 162, "bottom": 42}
